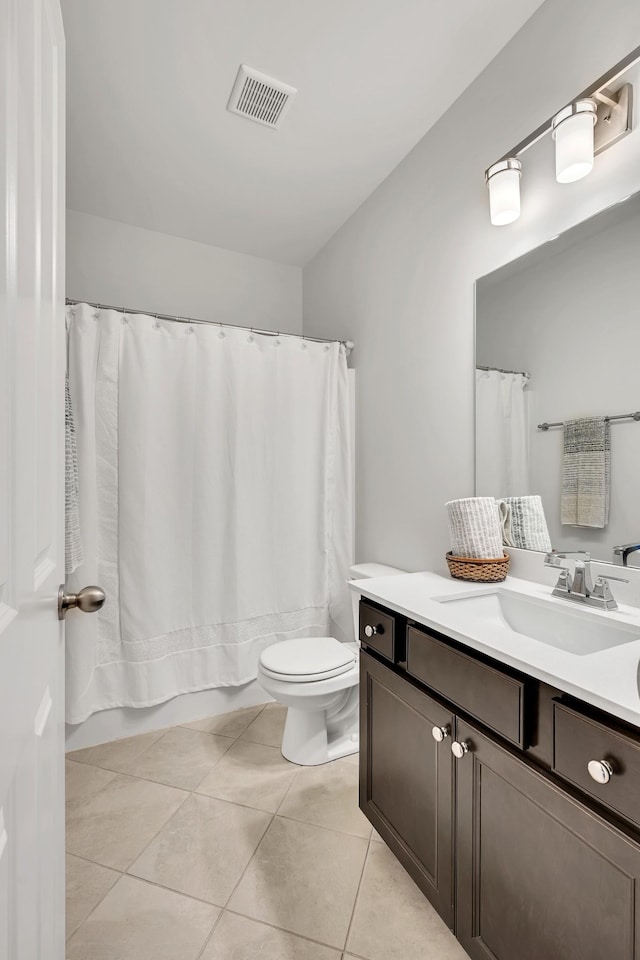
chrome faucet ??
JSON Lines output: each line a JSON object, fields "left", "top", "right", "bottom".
{"left": 613, "top": 543, "right": 640, "bottom": 567}
{"left": 544, "top": 550, "right": 628, "bottom": 611}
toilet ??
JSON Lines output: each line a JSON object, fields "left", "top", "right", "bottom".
{"left": 257, "top": 562, "right": 405, "bottom": 765}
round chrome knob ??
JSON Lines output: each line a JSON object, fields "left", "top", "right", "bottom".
{"left": 587, "top": 759, "right": 614, "bottom": 784}
{"left": 58, "top": 584, "right": 106, "bottom": 620}
{"left": 431, "top": 725, "right": 451, "bottom": 743}
{"left": 364, "top": 624, "right": 383, "bottom": 638}
{"left": 451, "top": 740, "right": 470, "bottom": 759}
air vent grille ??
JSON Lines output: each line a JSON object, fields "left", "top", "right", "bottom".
{"left": 227, "top": 65, "right": 297, "bottom": 129}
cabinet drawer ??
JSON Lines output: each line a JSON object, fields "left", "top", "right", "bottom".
{"left": 359, "top": 601, "right": 396, "bottom": 662}
{"left": 553, "top": 702, "right": 640, "bottom": 830}
{"left": 406, "top": 625, "right": 526, "bottom": 747}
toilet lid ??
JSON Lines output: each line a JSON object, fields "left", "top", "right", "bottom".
{"left": 259, "top": 637, "right": 356, "bottom": 679}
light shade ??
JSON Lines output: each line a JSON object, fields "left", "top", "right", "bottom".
{"left": 552, "top": 99, "right": 598, "bottom": 183}
{"left": 485, "top": 159, "right": 522, "bottom": 226}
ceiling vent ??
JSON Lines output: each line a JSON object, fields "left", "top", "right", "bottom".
{"left": 226, "top": 64, "right": 297, "bottom": 130}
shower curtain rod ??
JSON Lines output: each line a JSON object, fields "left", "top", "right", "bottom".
{"left": 65, "top": 299, "right": 355, "bottom": 355}
{"left": 476, "top": 364, "right": 530, "bottom": 378}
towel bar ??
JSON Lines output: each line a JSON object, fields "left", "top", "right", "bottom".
{"left": 538, "top": 411, "right": 640, "bottom": 431}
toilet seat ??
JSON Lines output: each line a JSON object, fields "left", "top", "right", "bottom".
{"left": 259, "top": 636, "right": 356, "bottom": 683}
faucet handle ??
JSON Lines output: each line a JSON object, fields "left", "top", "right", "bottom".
{"left": 549, "top": 567, "right": 573, "bottom": 593}
{"left": 590, "top": 576, "right": 626, "bottom": 610}
{"left": 595, "top": 574, "right": 629, "bottom": 584}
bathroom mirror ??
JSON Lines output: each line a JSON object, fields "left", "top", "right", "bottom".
{"left": 475, "top": 188, "right": 640, "bottom": 566}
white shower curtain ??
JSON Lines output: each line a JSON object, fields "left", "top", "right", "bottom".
{"left": 475, "top": 368, "right": 530, "bottom": 497}
{"left": 65, "top": 303, "right": 352, "bottom": 723}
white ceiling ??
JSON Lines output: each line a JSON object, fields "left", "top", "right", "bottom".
{"left": 62, "top": 0, "right": 545, "bottom": 266}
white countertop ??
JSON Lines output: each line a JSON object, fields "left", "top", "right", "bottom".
{"left": 350, "top": 571, "right": 640, "bottom": 729}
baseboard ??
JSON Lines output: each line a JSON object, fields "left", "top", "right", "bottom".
{"left": 65, "top": 680, "right": 272, "bottom": 751}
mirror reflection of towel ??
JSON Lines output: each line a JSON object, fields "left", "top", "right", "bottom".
{"left": 561, "top": 417, "right": 610, "bottom": 528}
{"left": 497, "top": 496, "right": 552, "bottom": 552}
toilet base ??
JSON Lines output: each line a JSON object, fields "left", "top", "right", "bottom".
{"left": 281, "top": 706, "right": 359, "bottom": 765}
{"left": 280, "top": 686, "right": 359, "bottom": 766}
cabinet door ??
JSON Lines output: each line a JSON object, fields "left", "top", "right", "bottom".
{"left": 455, "top": 718, "right": 640, "bottom": 960}
{"left": 360, "top": 650, "right": 454, "bottom": 925}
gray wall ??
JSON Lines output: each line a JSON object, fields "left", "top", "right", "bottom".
{"left": 476, "top": 196, "right": 640, "bottom": 563}
{"left": 67, "top": 210, "right": 303, "bottom": 333}
{"left": 303, "top": 0, "right": 640, "bottom": 572}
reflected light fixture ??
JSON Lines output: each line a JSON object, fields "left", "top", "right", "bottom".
{"left": 551, "top": 99, "right": 598, "bottom": 183}
{"left": 485, "top": 158, "right": 522, "bottom": 226}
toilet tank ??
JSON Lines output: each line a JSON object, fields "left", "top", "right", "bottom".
{"left": 348, "top": 563, "right": 406, "bottom": 641}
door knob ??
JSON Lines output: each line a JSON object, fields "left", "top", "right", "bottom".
{"left": 431, "top": 725, "right": 451, "bottom": 743}
{"left": 587, "top": 759, "right": 614, "bottom": 784}
{"left": 58, "top": 585, "right": 106, "bottom": 620}
{"left": 364, "top": 624, "right": 384, "bottom": 638}
{"left": 451, "top": 740, "right": 470, "bottom": 759}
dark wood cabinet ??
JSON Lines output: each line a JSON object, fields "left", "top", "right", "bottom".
{"left": 359, "top": 601, "right": 398, "bottom": 663}
{"left": 360, "top": 649, "right": 455, "bottom": 925}
{"left": 553, "top": 701, "right": 640, "bottom": 831}
{"left": 360, "top": 604, "right": 640, "bottom": 960}
{"left": 406, "top": 624, "right": 526, "bottom": 747}
{"left": 455, "top": 716, "right": 640, "bottom": 960}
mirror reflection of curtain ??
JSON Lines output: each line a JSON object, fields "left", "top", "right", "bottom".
{"left": 476, "top": 368, "right": 530, "bottom": 497}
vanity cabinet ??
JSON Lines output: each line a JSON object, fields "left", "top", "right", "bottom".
{"left": 360, "top": 650, "right": 455, "bottom": 925}
{"left": 359, "top": 600, "right": 640, "bottom": 960}
{"left": 455, "top": 716, "right": 640, "bottom": 960}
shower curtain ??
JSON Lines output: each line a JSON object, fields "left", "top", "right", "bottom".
{"left": 475, "top": 368, "right": 530, "bottom": 497}
{"left": 65, "top": 303, "right": 352, "bottom": 723}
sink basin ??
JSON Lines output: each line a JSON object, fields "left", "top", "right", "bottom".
{"left": 435, "top": 589, "right": 640, "bottom": 655}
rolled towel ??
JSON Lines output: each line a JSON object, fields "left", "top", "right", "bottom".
{"left": 497, "top": 495, "right": 551, "bottom": 552}
{"left": 446, "top": 497, "right": 504, "bottom": 559}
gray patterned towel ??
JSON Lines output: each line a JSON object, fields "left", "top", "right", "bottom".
{"left": 498, "top": 496, "right": 552, "bottom": 552}
{"left": 65, "top": 374, "right": 83, "bottom": 573}
{"left": 561, "top": 417, "right": 610, "bottom": 528}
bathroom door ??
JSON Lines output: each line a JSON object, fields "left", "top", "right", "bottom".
{"left": 0, "top": 0, "right": 66, "bottom": 957}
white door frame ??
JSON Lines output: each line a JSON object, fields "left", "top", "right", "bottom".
{"left": 0, "top": 0, "right": 66, "bottom": 956}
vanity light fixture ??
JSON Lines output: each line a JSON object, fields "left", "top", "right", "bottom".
{"left": 551, "top": 99, "right": 598, "bottom": 183}
{"left": 483, "top": 44, "right": 639, "bottom": 225}
{"left": 485, "top": 159, "right": 522, "bottom": 226}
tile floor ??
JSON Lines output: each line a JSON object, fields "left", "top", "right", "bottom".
{"left": 65, "top": 701, "right": 470, "bottom": 960}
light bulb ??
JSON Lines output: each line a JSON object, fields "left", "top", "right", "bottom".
{"left": 485, "top": 159, "right": 522, "bottom": 226}
{"left": 552, "top": 99, "right": 598, "bottom": 184}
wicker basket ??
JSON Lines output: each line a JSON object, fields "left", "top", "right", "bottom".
{"left": 446, "top": 551, "right": 510, "bottom": 583}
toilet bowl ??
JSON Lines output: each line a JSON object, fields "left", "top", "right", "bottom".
{"left": 257, "top": 563, "right": 405, "bottom": 765}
